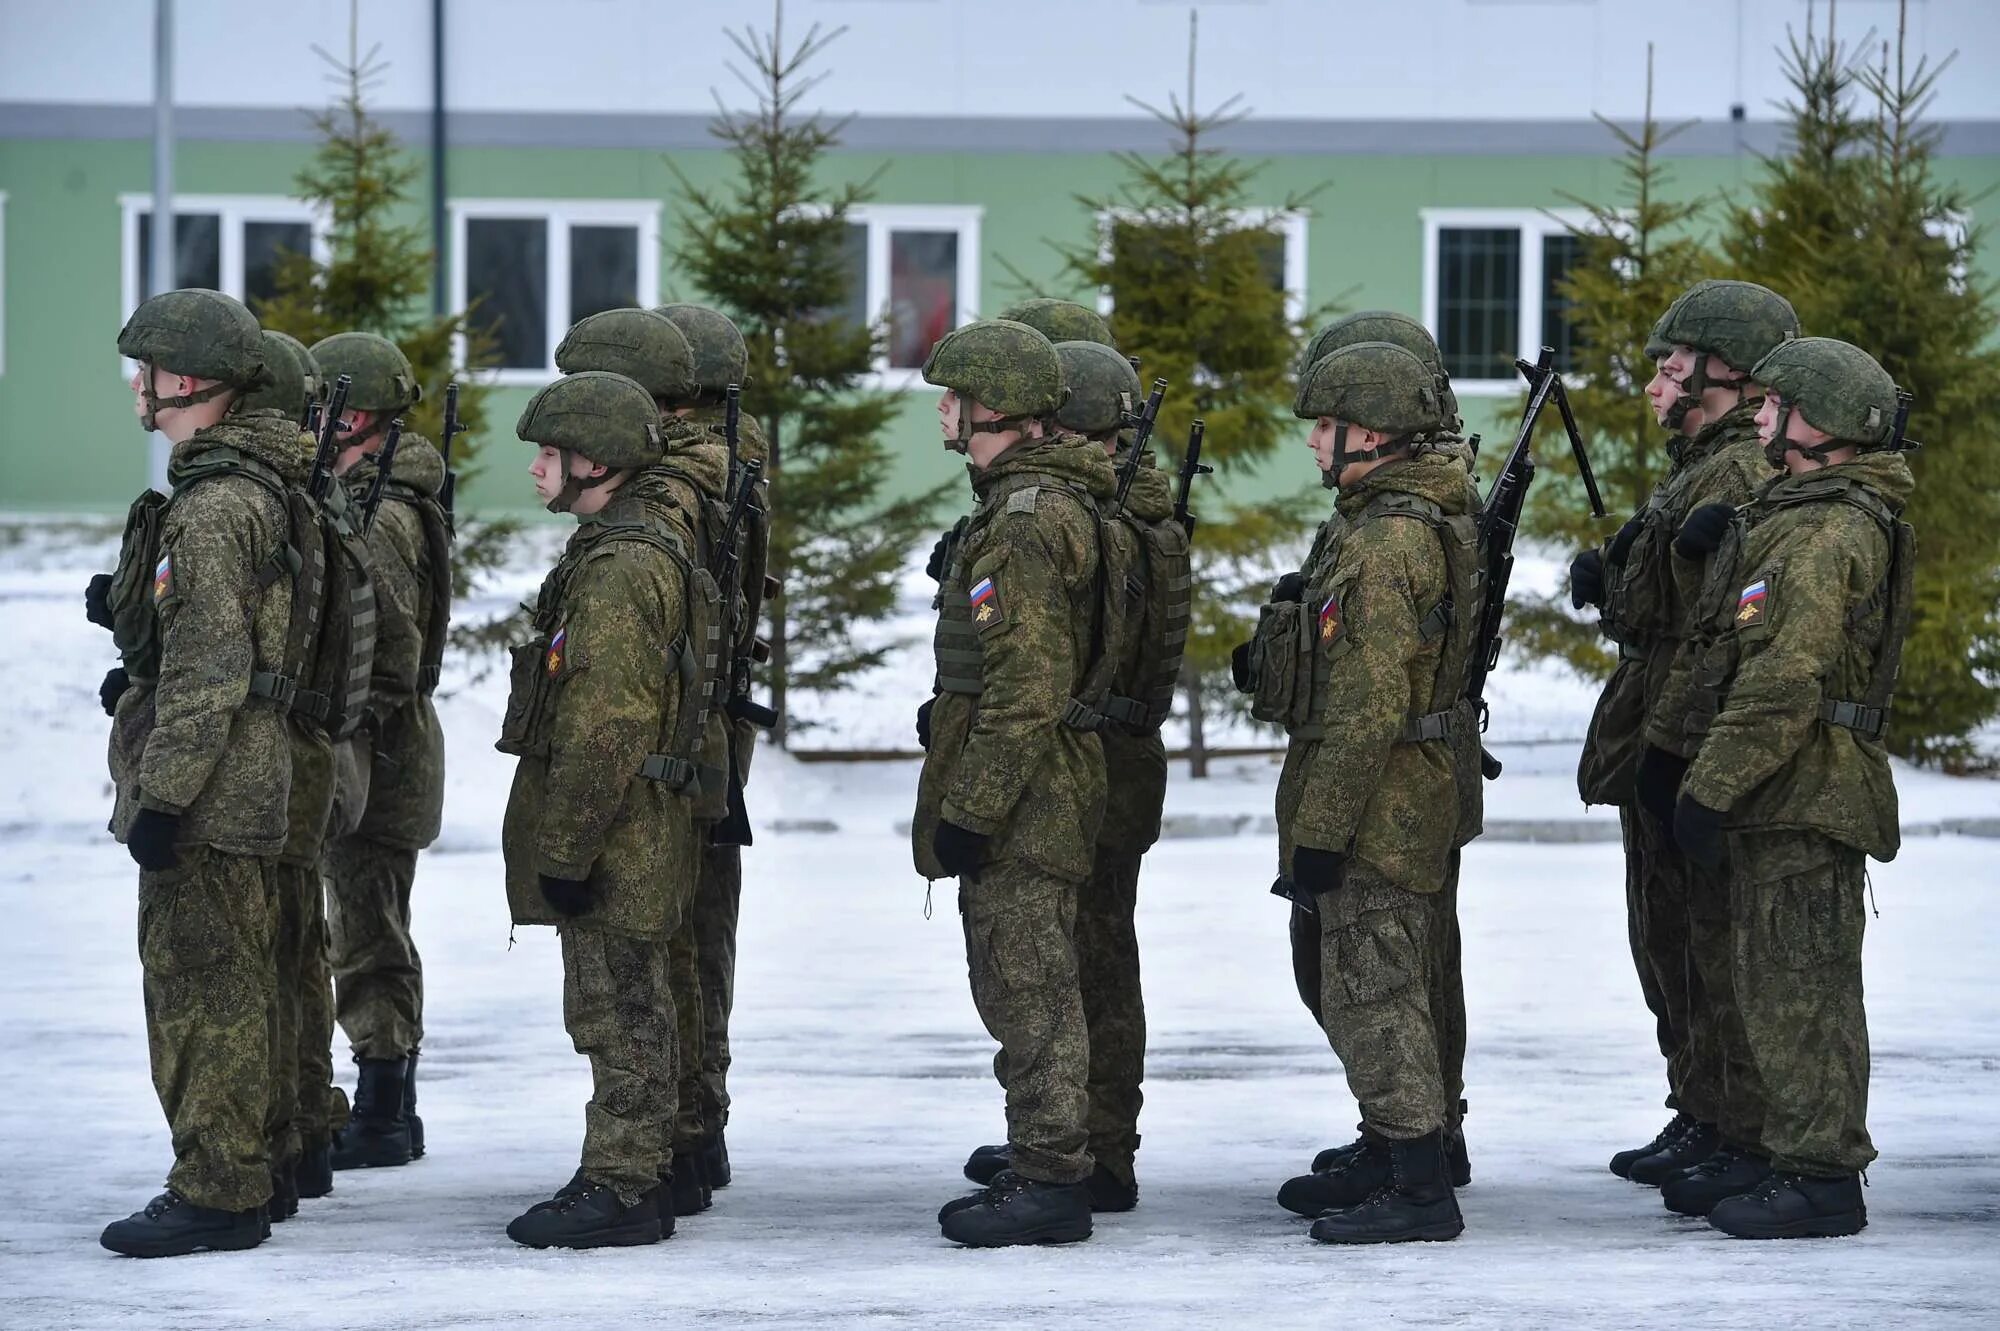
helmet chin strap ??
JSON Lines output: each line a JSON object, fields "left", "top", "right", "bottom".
{"left": 138, "top": 362, "right": 232, "bottom": 433}
{"left": 1323, "top": 422, "right": 1416, "bottom": 489}
{"left": 546, "top": 451, "right": 622, "bottom": 514}
{"left": 1665, "top": 353, "right": 1748, "bottom": 432}
{"left": 946, "top": 394, "right": 1035, "bottom": 456}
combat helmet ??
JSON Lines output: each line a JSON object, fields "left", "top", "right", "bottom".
{"left": 1295, "top": 341, "right": 1447, "bottom": 484}
{"left": 922, "top": 319, "right": 1067, "bottom": 453}
{"left": 117, "top": 288, "right": 269, "bottom": 431}
{"left": 1646, "top": 280, "right": 1800, "bottom": 430}
{"left": 557, "top": 308, "right": 699, "bottom": 404}
{"left": 653, "top": 303, "right": 748, "bottom": 399}
{"left": 267, "top": 330, "right": 324, "bottom": 425}
{"left": 516, "top": 370, "right": 665, "bottom": 513}
{"left": 312, "top": 332, "right": 422, "bottom": 442}
{"left": 997, "top": 298, "right": 1115, "bottom": 349}
{"left": 242, "top": 329, "right": 315, "bottom": 425}
{"left": 1301, "top": 310, "right": 1460, "bottom": 431}
{"left": 1749, "top": 337, "right": 1907, "bottom": 465}
{"left": 1055, "top": 340, "right": 1142, "bottom": 438}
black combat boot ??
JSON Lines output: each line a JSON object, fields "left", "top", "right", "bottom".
{"left": 100, "top": 1190, "right": 265, "bottom": 1258}
{"left": 1611, "top": 1111, "right": 1694, "bottom": 1179}
{"left": 649, "top": 1171, "right": 679, "bottom": 1241}
{"left": 404, "top": 1046, "right": 425, "bottom": 1160}
{"left": 962, "top": 1142, "right": 1010, "bottom": 1186}
{"left": 506, "top": 1178, "right": 662, "bottom": 1250}
{"left": 939, "top": 1171, "right": 1092, "bottom": 1247}
{"left": 702, "top": 1128, "right": 730, "bottom": 1190}
{"left": 294, "top": 1138, "right": 334, "bottom": 1199}
{"left": 329, "top": 1056, "right": 413, "bottom": 1170}
{"left": 669, "top": 1151, "right": 712, "bottom": 1216}
{"left": 1283, "top": 1133, "right": 1392, "bottom": 1217}
{"left": 1313, "top": 1125, "right": 1470, "bottom": 1188}
{"left": 1308, "top": 1132, "right": 1464, "bottom": 1245}
{"left": 1628, "top": 1117, "right": 1722, "bottom": 1186}
{"left": 1661, "top": 1143, "right": 1771, "bottom": 1217}
{"left": 266, "top": 1165, "right": 299, "bottom": 1224}
{"left": 1086, "top": 1163, "right": 1138, "bottom": 1213}
{"left": 1708, "top": 1172, "right": 1866, "bottom": 1239}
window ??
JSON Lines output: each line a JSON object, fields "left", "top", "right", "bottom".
{"left": 1091, "top": 208, "right": 1309, "bottom": 326}
{"left": 450, "top": 200, "right": 661, "bottom": 384}
{"left": 831, "top": 205, "right": 983, "bottom": 388}
{"left": 1421, "top": 208, "right": 1590, "bottom": 393}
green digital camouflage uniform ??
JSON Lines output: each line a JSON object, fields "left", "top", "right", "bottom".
{"left": 327, "top": 434, "right": 448, "bottom": 1063}
{"left": 914, "top": 435, "right": 1116, "bottom": 1186}
{"left": 107, "top": 413, "right": 306, "bottom": 1212}
{"left": 1269, "top": 448, "right": 1477, "bottom": 1142}
{"left": 1580, "top": 400, "right": 1772, "bottom": 1148}
{"left": 1649, "top": 448, "right": 1912, "bottom": 1177}
{"left": 500, "top": 455, "right": 706, "bottom": 1204}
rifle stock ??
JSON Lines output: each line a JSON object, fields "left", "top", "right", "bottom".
{"left": 306, "top": 373, "right": 353, "bottom": 505}
{"left": 360, "top": 417, "right": 404, "bottom": 536}
{"left": 1173, "top": 418, "right": 1212, "bottom": 539}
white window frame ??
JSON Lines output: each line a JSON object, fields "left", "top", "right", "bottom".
{"left": 450, "top": 198, "right": 662, "bottom": 386}
{"left": 1420, "top": 207, "right": 1591, "bottom": 397}
{"left": 116, "top": 192, "right": 331, "bottom": 380}
{"left": 830, "top": 203, "right": 984, "bottom": 391}
{"left": 1093, "top": 207, "right": 1310, "bottom": 325}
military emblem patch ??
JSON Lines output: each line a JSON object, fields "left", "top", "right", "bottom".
{"left": 152, "top": 553, "right": 172, "bottom": 604}
{"left": 1318, "top": 594, "right": 1341, "bottom": 642}
{"left": 546, "top": 625, "right": 567, "bottom": 677}
{"left": 1735, "top": 580, "right": 1767, "bottom": 627}
{"left": 969, "top": 576, "right": 1001, "bottom": 628}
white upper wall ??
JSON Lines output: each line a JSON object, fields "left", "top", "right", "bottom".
{"left": 5, "top": 0, "right": 1999, "bottom": 122}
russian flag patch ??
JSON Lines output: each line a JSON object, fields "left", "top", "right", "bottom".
{"left": 152, "top": 553, "right": 172, "bottom": 604}
{"left": 1736, "top": 580, "right": 1768, "bottom": 626}
{"left": 1318, "top": 594, "right": 1341, "bottom": 642}
{"left": 546, "top": 625, "right": 568, "bottom": 677}
{"left": 969, "top": 575, "right": 1001, "bottom": 627}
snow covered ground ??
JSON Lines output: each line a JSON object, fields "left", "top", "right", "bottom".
{"left": 3, "top": 520, "right": 1998, "bottom": 1328}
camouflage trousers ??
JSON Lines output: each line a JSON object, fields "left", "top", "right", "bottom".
{"left": 960, "top": 859, "right": 1092, "bottom": 1185}
{"left": 1291, "top": 856, "right": 1465, "bottom": 1139}
{"left": 138, "top": 845, "right": 277, "bottom": 1212}
{"left": 1621, "top": 807, "right": 1763, "bottom": 1146}
{"left": 297, "top": 878, "right": 342, "bottom": 1143}
{"left": 664, "top": 844, "right": 742, "bottom": 1155}
{"left": 264, "top": 861, "right": 337, "bottom": 1170}
{"left": 1076, "top": 845, "right": 1146, "bottom": 1183}
{"left": 325, "top": 836, "right": 424, "bottom": 1060}
{"left": 1728, "top": 830, "right": 1876, "bottom": 1176}
{"left": 563, "top": 924, "right": 677, "bottom": 1205}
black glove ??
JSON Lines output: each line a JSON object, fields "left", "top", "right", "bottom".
{"left": 924, "top": 530, "right": 954, "bottom": 583}
{"left": 539, "top": 874, "right": 593, "bottom": 917}
{"left": 1675, "top": 504, "right": 1735, "bottom": 560}
{"left": 1635, "top": 746, "right": 1690, "bottom": 827}
{"left": 1569, "top": 549, "right": 1606, "bottom": 610}
{"left": 1270, "top": 571, "right": 1306, "bottom": 603}
{"left": 1673, "top": 794, "right": 1727, "bottom": 869}
{"left": 1230, "top": 642, "right": 1254, "bottom": 692}
{"left": 127, "top": 807, "right": 182, "bottom": 873}
{"left": 1291, "top": 846, "right": 1347, "bottom": 897}
{"left": 915, "top": 698, "right": 935, "bottom": 751}
{"left": 1606, "top": 515, "right": 1644, "bottom": 567}
{"left": 931, "top": 820, "right": 990, "bottom": 879}
{"left": 85, "top": 573, "right": 115, "bottom": 629}
{"left": 99, "top": 665, "right": 131, "bottom": 717}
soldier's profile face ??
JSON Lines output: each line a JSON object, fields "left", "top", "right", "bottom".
{"left": 1308, "top": 417, "right": 1339, "bottom": 472}
{"left": 529, "top": 445, "right": 569, "bottom": 503}
{"left": 938, "top": 389, "right": 961, "bottom": 438}
{"left": 1645, "top": 346, "right": 1696, "bottom": 425}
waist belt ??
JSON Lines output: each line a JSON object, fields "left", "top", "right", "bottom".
{"left": 290, "top": 686, "right": 333, "bottom": 724}
{"left": 1400, "top": 710, "right": 1455, "bottom": 743}
{"left": 637, "top": 753, "right": 725, "bottom": 795}
{"left": 248, "top": 670, "right": 297, "bottom": 708}
{"left": 1818, "top": 698, "right": 1886, "bottom": 740}
{"left": 1059, "top": 693, "right": 1148, "bottom": 733}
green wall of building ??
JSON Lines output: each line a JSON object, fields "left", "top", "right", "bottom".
{"left": 3, "top": 133, "right": 1996, "bottom": 515}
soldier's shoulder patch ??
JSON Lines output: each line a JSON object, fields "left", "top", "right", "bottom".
{"left": 1734, "top": 579, "right": 1768, "bottom": 628}
{"left": 153, "top": 552, "right": 173, "bottom": 605}
{"left": 1317, "top": 592, "right": 1342, "bottom": 643}
{"left": 1004, "top": 486, "right": 1043, "bottom": 516}
{"left": 969, "top": 574, "right": 1005, "bottom": 632}
{"left": 546, "top": 624, "right": 569, "bottom": 677}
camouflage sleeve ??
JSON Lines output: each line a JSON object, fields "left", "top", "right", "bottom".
{"left": 1291, "top": 520, "right": 1433, "bottom": 853}
{"left": 1682, "top": 528, "right": 1854, "bottom": 812}
{"left": 363, "top": 499, "right": 425, "bottom": 711}
{"left": 139, "top": 481, "right": 283, "bottom": 812}
{"left": 942, "top": 507, "right": 1087, "bottom": 834}
{"left": 536, "top": 553, "right": 681, "bottom": 880}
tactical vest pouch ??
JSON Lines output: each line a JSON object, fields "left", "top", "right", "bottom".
{"left": 1133, "top": 516, "right": 1193, "bottom": 733}
{"left": 495, "top": 634, "right": 554, "bottom": 758}
{"left": 1817, "top": 518, "right": 1915, "bottom": 744}
{"left": 639, "top": 557, "right": 727, "bottom": 808}
{"left": 109, "top": 490, "right": 172, "bottom": 681}
{"left": 934, "top": 583, "right": 986, "bottom": 697}
{"left": 408, "top": 492, "right": 454, "bottom": 696}
{"left": 1247, "top": 600, "right": 1315, "bottom": 730}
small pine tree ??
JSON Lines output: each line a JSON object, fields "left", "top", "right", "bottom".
{"left": 1049, "top": 13, "right": 1321, "bottom": 775}
{"left": 257, "top": 8, "right": 516, "bottom": 656}
{"left": 668, "top": 1, "right": 950, "bottom": 746}
{"left": 1719, "top": 3, "right": 2000, "bottom": 766}
{"left": 1509, "top": 49, "right": 1716, "bottom": 678}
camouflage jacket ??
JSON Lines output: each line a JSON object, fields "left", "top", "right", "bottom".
{"left": 1097, "top": 455, "right": 1174, "bottom": 855}
{"left": 1272, "top": 449, "right": 1476, "bottom": 893}
{"left": 340, "top": 435, "right": 447, "bottom": 849}
{"left": 913, "top": 434, "right": 1117, "bottom": 883}
{"left": 499, "top": 478, "right": 701, "bottom": 937}
{"left": 107, "top": 414, "right": 300, "bottom": 858}
{"left": 1580, "top": 401, "right": 1770, "bottom": 799}
{"left": 1664, "top": 451, "right": 1914, "bottom": 860}
{"left": 681, "top": 405, "right": 772, "bottom": 789}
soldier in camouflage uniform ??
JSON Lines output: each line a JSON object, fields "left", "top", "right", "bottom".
{"left": 957, "top": 326, "right": 1180, "bottom": 1213}
{"left": 1643, "top": 338, "right": 1912, "bottom": 1239}
{"left": 97, "top": 290, "right": 291, "bottom": 1257}
{"left": 312, "top": 333, "right": 451, "bottom": 1172}
{"left": 1566, "top": 282, "right": 1799, "bottom": 1192}
{"left": 500, "top": 371, "right": 715, "bottom": 1249}
{"left": 917, "top": 320, "right": 1116, "bottom": 1248}
{"left": 1238, "top": 341, "right": 1479, "bottom": 1245}
{"left": 1279, "top": 312, "right": 1478, "bottom": 1197}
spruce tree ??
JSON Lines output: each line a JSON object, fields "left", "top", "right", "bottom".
{"left": 1508, "top": 50, "right": 1715, "bottom": 678}
{"left": 667, "top": 1, "right": 949, "bottom": 746}
{"left": 1719, "top": 3, "right": 2000, "bottom": 765}
{"left": 1048, "top": 14, "right": 1321, "bottom": 775}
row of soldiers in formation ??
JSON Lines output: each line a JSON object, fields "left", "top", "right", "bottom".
{"left": 89, "top": 270, "right": 1913, "bottom": 1257}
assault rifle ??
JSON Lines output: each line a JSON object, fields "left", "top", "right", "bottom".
{"left": 359, "top": 418, "right": 405, "bottom": 536}
{"left": 713, "top": 455, "right": 778, "bottom": 731}
{"left": 305, "top": 374, "right": 353, "bottom": 505}
{"left": 1110, "top": 377, "right": 1168, "bottom": 515}
{"left": 1889, "top": 388, "right": 1919, "bottom": 452}
{"left": 1173, "top": 418, "right": 1212, "bottom": 540}
{"left": 1465, "top": 346, "right": 1605, "bottom": 779}
{"left": 438, "top": 382, "right": 463, "bottom": 528}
